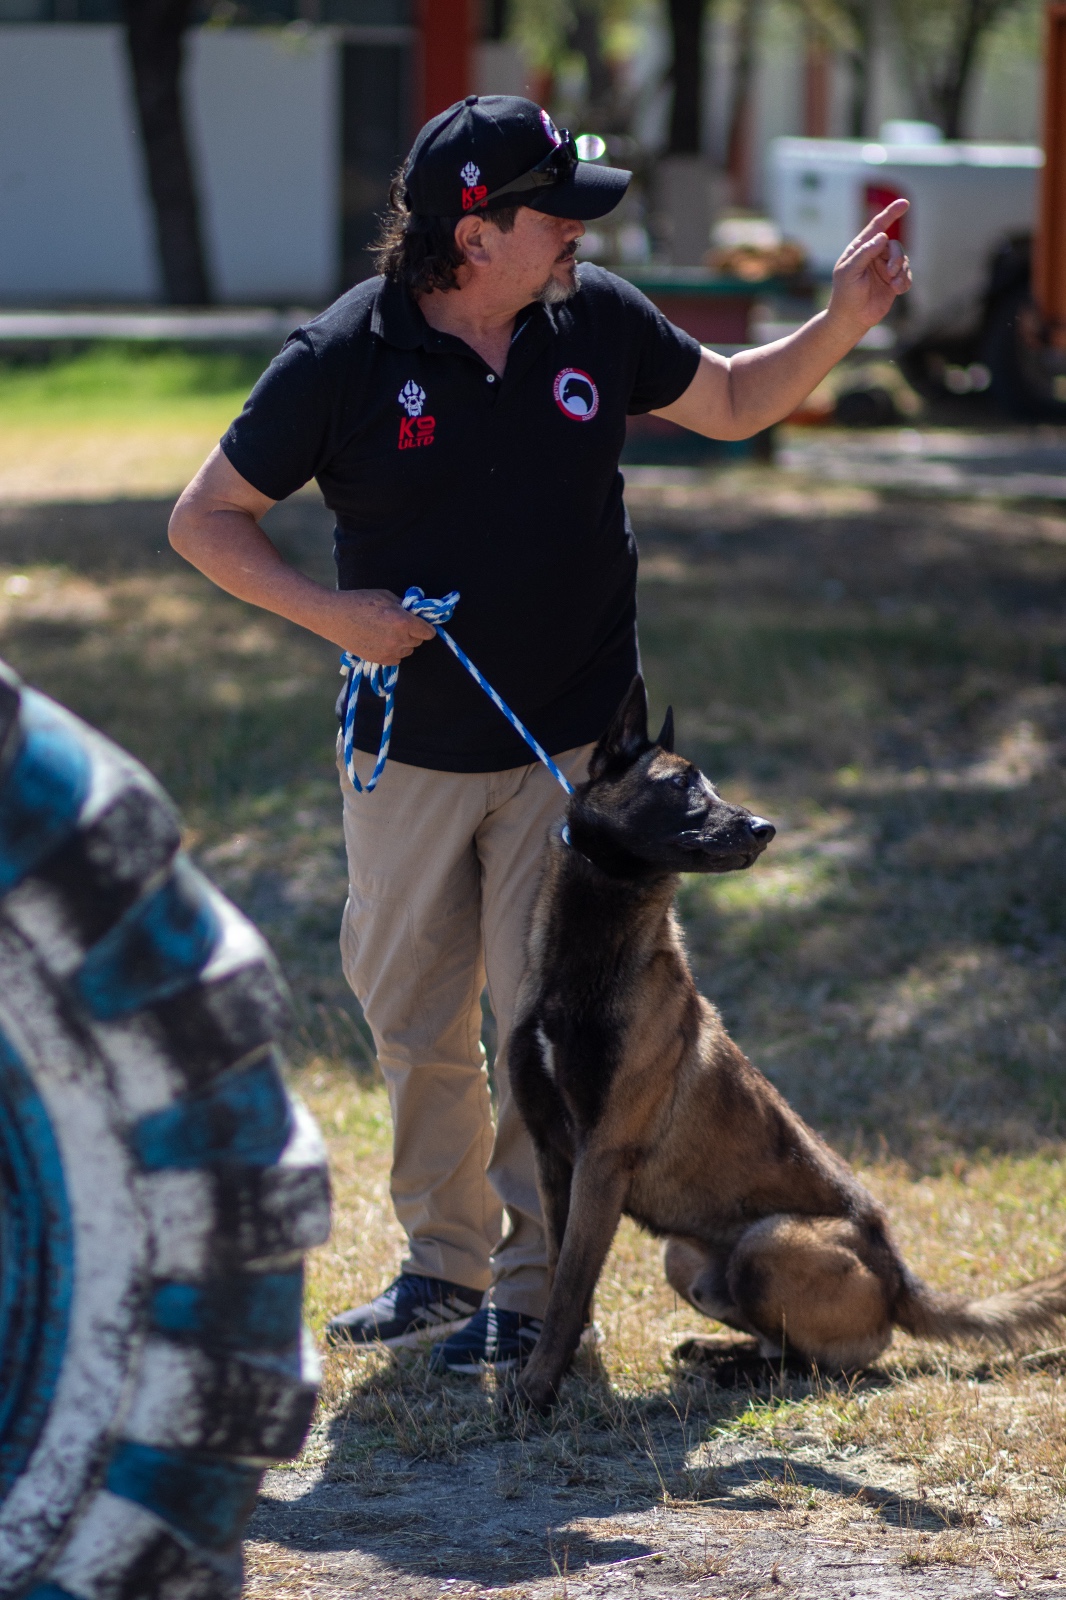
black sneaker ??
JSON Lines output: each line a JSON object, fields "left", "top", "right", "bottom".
{"left": 427, "top": 1305, "right": 544, "bottom": 1375}
{"left": 326, "top": 1273, "right": 482, "bottom": 1350}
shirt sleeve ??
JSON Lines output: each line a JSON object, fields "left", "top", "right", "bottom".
{"left": 219, "top": 331, "right": 336, "bottom": 502}
{"left": 606, "top": 273, "right": 702, "bottom": 416}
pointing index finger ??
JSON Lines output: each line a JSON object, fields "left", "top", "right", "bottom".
{"left": 852, "top": 197, "right": 909, "bottom": 250}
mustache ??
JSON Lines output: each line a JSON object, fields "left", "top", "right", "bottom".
{"left": 556, "top": 240, "right": 579, "bottom": 264}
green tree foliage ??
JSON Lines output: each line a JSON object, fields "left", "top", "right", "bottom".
{"left": 510, "top": 0, "right": 652, "bottom": 132}
{"left": 891, "top": 0, "right": 1031, "bottom": 137}
{"left": 793, "top": 0, "right": 1037, "bottom": 140}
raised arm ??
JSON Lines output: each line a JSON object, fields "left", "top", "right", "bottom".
{"left": 654, "top": 199, "right": 912, "bottom": 442}
{"left": 168, "top": 447, "right": 434, "bottom": 665}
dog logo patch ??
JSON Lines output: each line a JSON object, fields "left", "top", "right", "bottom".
{"left": 397, "top": 379, "right": 435, "bottom": 449}
{"left": 460, "top": 160, "right": 487, "bottom": 212}
{"left": 398, "top": 380, "right": 426, "bottom": 417}
{"left": 553, "top": 368, "right": 599, "bottom": 421}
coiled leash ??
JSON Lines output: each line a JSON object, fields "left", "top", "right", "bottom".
{"left": 340, "top": 587, "right": 576, "bottom": 798}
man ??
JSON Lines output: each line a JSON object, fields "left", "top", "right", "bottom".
{"left": 169, "top": 95, "right": 910, "bottom": 1375}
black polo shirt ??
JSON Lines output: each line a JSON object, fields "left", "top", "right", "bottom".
{"left": 221, "top": 264, "right": 701, "bottom": 772}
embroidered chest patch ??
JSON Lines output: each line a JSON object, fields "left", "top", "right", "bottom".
{"left": 553, "top": 368, "right": 600, "bottom": 421}
{"left": 398, "top": 379, "right": 435, "bottom": 449}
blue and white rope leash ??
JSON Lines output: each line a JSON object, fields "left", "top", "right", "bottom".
{"left": 340, "top": 586, "right": 576, "bottom": 799}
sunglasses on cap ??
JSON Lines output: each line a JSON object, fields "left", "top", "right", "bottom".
{"left": 483, "top": 131, "right": 579, "bottom": 204}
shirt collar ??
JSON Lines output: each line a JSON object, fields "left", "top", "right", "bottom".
{"left": 371, "top": 275, "right": 553, "bottom": 355}
{"left": 371, "top": 275, "right": 426, "bottom": 350}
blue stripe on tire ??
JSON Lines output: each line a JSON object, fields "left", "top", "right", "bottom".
{"left": 105, "top": 1440, "right": 263, "bottom": 1552}
{"left": 0, "top": 692, "right": 90, "bottom": 896}
{"left": 150, "top": 1268, "right": 304, "bottom": 1351}
{"left": 73, "top": 857, "right": 221, "bottom": 1020}
{"left": 129, "top": 1054, "right": 292, "bottom": 1171}
{"left": 0, "top": 1027, "right": 73, "bottom": 1504}
{"left": 22, "top": 1586, "right": 82, "bottom": 1600}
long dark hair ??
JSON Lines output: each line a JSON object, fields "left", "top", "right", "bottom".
{"left": 373, "top": 174, "right": 519, "bottom": 295}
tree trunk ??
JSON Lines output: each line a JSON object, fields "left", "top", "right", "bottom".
{"left": 846, "top": 51, "right": 866, "bottom": 136}
{"left": 892, "top": 0, "right": 1022, "bottom": 141}
{"left": 845, "top": 0, "right": 873, "bottom": 138}
{"left": 935, "top": 0, "right": 990, "bottom": 138}
{"left": 568, "top": 0, "right": 615, "bottom": 129}
{"left": 726, "top": 0, "right": 759, "bottom": 187}
{"left": 667, "top": 0, "right": 705, "bottom": 155}
{"left": 122, "top": 0, "right": 210, "bottom": 305}
{"left": 486, "top": 0, "right": 507, "bottom": 41}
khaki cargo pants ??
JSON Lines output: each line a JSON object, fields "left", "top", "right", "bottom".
{"left": 338, "top": 740, "right": 593, "bottom": 1318}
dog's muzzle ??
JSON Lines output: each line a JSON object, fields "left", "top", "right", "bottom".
{"left": 676, "top": 814, "right": 775, "bottom": 864}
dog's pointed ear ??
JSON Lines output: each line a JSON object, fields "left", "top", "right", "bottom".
{"left": 656, "top": 705, "right": 675, "bottom": 752}
{"left": 588, "top": 676, "right": 649, "bottom": 779}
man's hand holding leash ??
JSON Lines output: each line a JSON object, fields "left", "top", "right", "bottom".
{"left": 170, "top": 451, "right": 436, "bottom": 664}
{"left": 338, "top": 589, "right": 437, "bottom": 663}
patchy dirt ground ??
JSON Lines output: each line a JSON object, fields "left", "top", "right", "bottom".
{"left": 246, "top": 1392, "right": 1066, "bottom": 1599}
{"left": 3, "top": 465, "right": 1066, "bottom": 1597}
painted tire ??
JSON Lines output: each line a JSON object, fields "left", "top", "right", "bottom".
{"left": 0, "top": 662, "right": 331, "bottom": 1599}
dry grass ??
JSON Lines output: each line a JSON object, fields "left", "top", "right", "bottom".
{"left": 295, "top": 1056, "right": 1066, "bottom": 1582}
{"left": 0, "top": 346, "right": 267, "bottom": 501}
{"left": 0, "top": 417, "right": 243, "bottom": 503}
{"left": 2, "top": 460, "right": 1066, "bottom": 1586}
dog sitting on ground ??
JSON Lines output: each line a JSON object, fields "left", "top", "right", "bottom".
{"left": 508, "top": 676, "right": 1066, "bottom": 1412}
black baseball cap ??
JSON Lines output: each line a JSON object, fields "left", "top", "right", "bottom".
{"left": 403, "top": 95, "right": 631, "bottom": 222}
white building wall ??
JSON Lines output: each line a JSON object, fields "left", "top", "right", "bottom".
{"left": 0, "top": 25, "right": 159, "bottom": 301}
{"left": 187, "top": 27, "right": 339, "bottom": 303}
{"left": 749, "top": 3, "right": 804, "bottom": 206}
{"left": 0, "top": 23, "right": 340, "bottom": 304}
{"left": 863, "top": 15, "right": 912, "bottom": 140}
{"left": 969, "top": 23, "right": 1042, "bottom": 142}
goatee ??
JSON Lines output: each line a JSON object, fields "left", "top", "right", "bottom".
{"left": 537, "top": 265, "right": 579, "bottom": 306}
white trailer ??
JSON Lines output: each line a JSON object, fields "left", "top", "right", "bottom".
{"left": 767, "top": 126, "right": 1052, "bottom": 413}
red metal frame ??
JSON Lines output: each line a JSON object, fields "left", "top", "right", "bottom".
{"left": 418, "top": 0, "right": 475, "bottom": 125}
{"left": 804, "top": 34, "right": 830, "bottom": 139}
{"left": 1035, "top": 2, "right": 1066, "bottom": 342}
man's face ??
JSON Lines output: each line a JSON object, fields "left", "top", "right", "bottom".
{"left": 468, "top": 207, "right": 585, "bottom": 306}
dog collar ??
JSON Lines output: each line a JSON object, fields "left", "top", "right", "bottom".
{"left": 560, "top": 819, "right": 670, "bottom": 882}
{"left": 560, "top": 821, "right": 600, "bottom": 870}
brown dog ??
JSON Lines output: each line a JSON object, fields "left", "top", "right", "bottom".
{"left": 508, "top": 676, "right": 1066, "bottom": 1411}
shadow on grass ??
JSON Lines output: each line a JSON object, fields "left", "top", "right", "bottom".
{"left": 2, "top": 490, "right": 1066, "bottom": 1157}
{"left": 676, "top": 770, "right": 1066, "bottom": 1160}
{"left": 249, "top": 1345, "right": 954, "bottom": 1585}
{"left": 10, "top": 489, "right": 1062, "bottom": 1586}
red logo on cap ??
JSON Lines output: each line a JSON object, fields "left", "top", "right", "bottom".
{"left": 461, "top": 161, "right": 487, "bottom": 212}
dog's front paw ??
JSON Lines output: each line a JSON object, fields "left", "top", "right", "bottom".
{"left": 493, "top": 1376, "right": 546, "bottom": 1423}
{"left": 508, "top": 1371, "right": 557, "bottom": 1416}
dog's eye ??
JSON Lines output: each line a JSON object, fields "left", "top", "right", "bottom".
{"left": 670, "top": 772, "right": 689, "bottom": 789}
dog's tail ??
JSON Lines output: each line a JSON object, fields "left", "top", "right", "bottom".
{"left": 893, "top": 1265, "right": 1066, "bottom": 1350}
